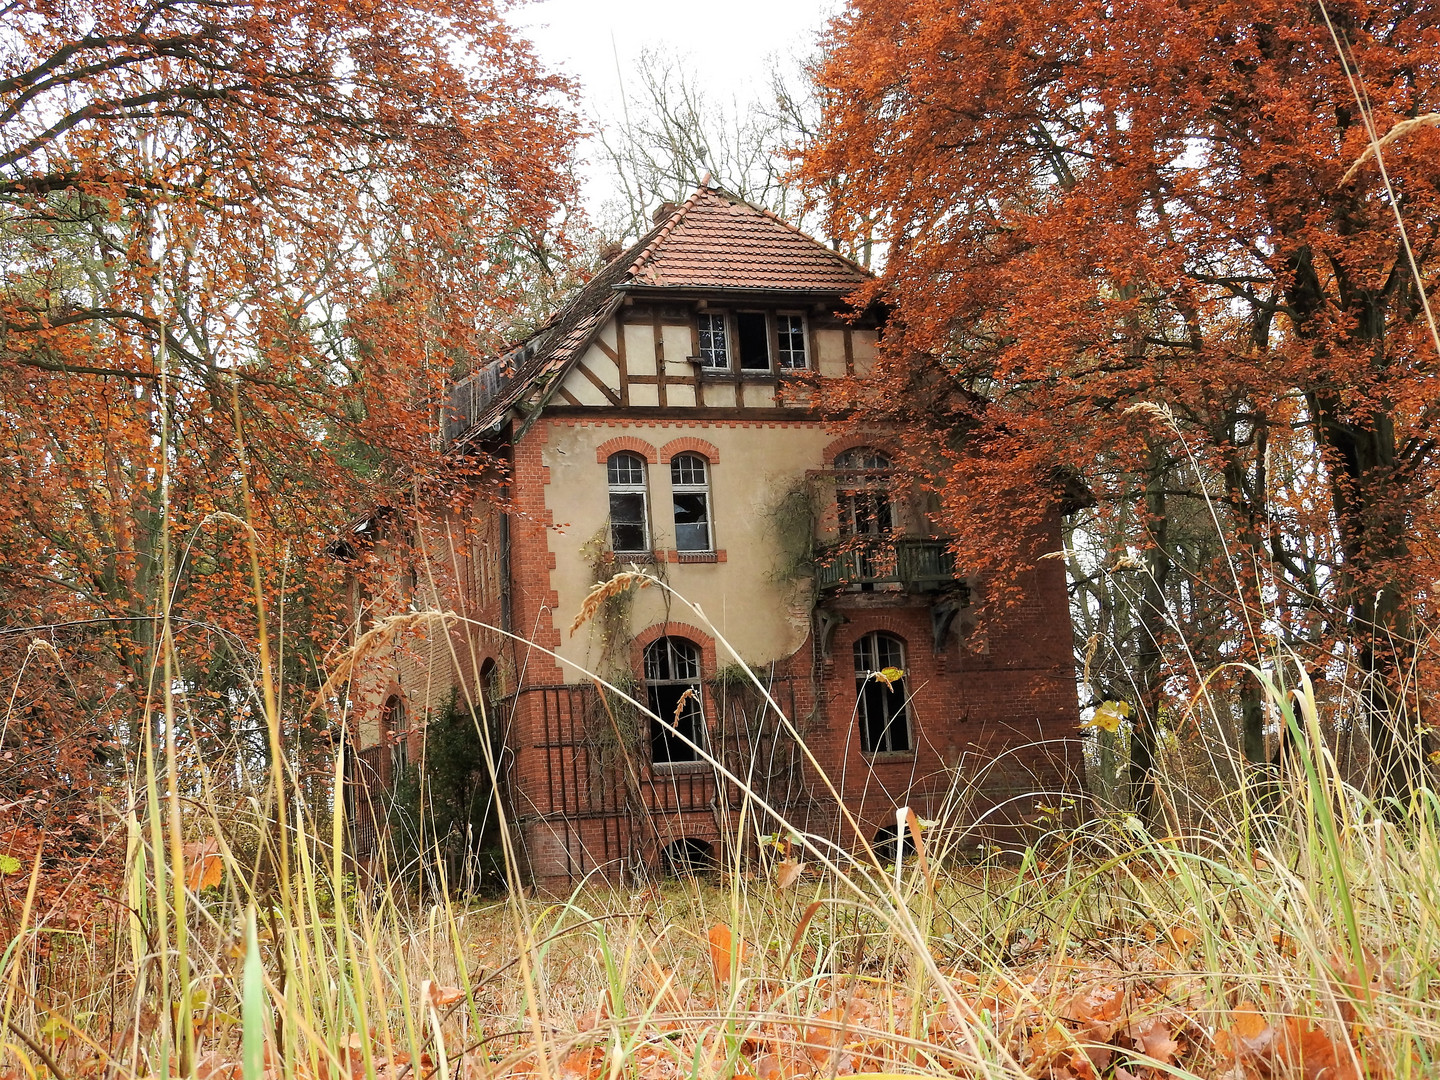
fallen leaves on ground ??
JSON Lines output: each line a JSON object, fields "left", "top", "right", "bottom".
{"left": 496, "top": 935, "right": 1391, "bottom": 1080}
{"left": 421, "top": 980, "right": 467, "bottom": 1008}
{"left": 27, "top": 932, "right": 1389, "bottom": 1080}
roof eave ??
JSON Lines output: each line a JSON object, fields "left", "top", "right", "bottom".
{"left": 614, "top": 283, "right": 870, "bottom": 299}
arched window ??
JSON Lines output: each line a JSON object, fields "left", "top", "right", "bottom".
{"left": 382, "top": 694, "right": 409, "bottom": 783}
{"left": 670, "top": 453, "right": 712, "bottom": 552}
{"left": 644, "top": 637, "right": 704, "bottom": 763}
{"left": 853, "top": 633, "right": 911, "bottom": 753}
{"left": 872, "top": 824, "right": 911, "bottom": 863}
{"left": 835, "top": 447, "right": 895, "bottom": 537}
{"left": 607, "top": 451, "right": 650, "bottom": 553}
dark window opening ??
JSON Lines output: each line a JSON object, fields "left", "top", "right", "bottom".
{"left": 645, "top": 637, "right": 704, "bottom": 763}
{"left": 610, "top": 494, "right": 647, "bottom": 552}
{"left": 673, "top": 493, "right": 710, "bottom": 550}
{"left": 872, "top": 824, "right": 911, "bottom": 863}
{"left": 854, "top": 633, "right": 911, "bottom": 753}
{"left": 839, "top": 489, "right": 893, "bottom": 537}
{"left": 478, "top": 658, "right": 501, "bottom": 740}
{"left": 736, "top": 312, "right": 770, "bottom": 370}
{"left": 608, "top": 452, "right": 650, "bottom": 553}
{"left": 663, "top": 837, "right": 716, "bottom": 875}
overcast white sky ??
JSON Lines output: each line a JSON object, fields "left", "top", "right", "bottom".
{"left": 511, "top": 0, "right": 840, "bottom": 211}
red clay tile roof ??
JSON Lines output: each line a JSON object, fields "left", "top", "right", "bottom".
{"left": 627, "top": 185, "right": 871, "bottom": 292}
{"left": 445, "top": 184, "right": 869, "bottom": 446}
{"left": 443, "top": 223, "right": 662, "bottom": 445}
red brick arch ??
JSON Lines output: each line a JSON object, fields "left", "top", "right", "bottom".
{"left": 822, "top": 432, "right": 898, "bottom": 464}
{"left": 595, "top": 435, "right": 658, "bottom": 464}
{"left": 658, "top": 437, "right": 720, "bottom": 464}
{"left": 837, "top": 618, "right": 916, "bottom": 652}
{"left": 629, "top": 621, "right": 720, "bottom": 677}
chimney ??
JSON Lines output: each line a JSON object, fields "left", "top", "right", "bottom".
{"left": 652, "top": 200, "right": 678, "bottom": 226}
{"left": 599, "top": 239, "right": 624, "bottom": 262}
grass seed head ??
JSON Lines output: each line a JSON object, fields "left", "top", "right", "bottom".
{"left": 570, "top": 571, "right": 653, "bottom": 636}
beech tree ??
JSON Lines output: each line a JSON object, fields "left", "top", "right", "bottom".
{"left": 0, "top": 0, "right": 579, "bottom": 787}
{"left": 805, "top": 0, "right": 1440, "bottom": 811}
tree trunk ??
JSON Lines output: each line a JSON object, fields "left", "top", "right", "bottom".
{"left": 1241, "top": 683, "right": 1266, "bottom": 769}
{"left": 1309, "top": 392, "right": 1422, "bottom": 815}
{"left": 1285, "top": 237, "right": 1423, "bottom": 817}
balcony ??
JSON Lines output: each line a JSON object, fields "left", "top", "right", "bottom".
{"left": 815, "top": 536, "right": 962, "bottom": 593}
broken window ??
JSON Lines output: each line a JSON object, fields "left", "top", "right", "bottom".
{"left": 384, "top": 695, "right": 410, "bottom": 783}
{"left": 607, "top": 451, "right": 650, "bottom": 553}
{"left": 670, "top": 453, "right": 711, "bottom": 552}
{"left": 854, "top": 633, "right": 911, "bottom": 753}
{"left": 645, "top": 637, "right": 704, "bottom": 763}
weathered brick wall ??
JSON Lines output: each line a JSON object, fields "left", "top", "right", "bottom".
{"left": 344, "top": 476, "right": 516, "bottom": 790}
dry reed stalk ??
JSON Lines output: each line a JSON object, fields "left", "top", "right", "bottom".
{"left": 1342, "top": 112, "right": 1440, "bottom": 185}
{"left": 1122, "top": 400, "right": 1175, "bottom": 424}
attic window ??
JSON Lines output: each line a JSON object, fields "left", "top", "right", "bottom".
{"left": 736, "top": 312, "right": 770, "bottom": 371}
{"left": 697, "top": 313, "right": 729, "bottom": 369}
{"left": 777, "top": 314, "right": 808, "bottom": 369}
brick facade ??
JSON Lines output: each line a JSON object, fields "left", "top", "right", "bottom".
{"left": 484, "top": 411, "right": 1082, "bottom": 888}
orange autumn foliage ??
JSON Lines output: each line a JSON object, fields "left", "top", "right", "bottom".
{"left": 804, "top": 0, "right": 1440, "bottom": 803}
{"left": 0, "top": 0, "right": 580, "bottom": 893}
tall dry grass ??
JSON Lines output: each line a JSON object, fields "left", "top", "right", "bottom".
{"left": 5, "top": 555, "right": 1440, "bottom": 1080}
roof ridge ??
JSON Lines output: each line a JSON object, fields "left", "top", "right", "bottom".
{"left": 624, "top": 185, "right": 709, "bottom": 280}
{"left": 710, "top": 185, "right": 874, "bottom": 281}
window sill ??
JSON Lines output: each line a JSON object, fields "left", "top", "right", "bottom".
{"left": 862, "top": 751, "right": 916, "bottom": 762}
{"left": 650, "top": 760, "right": 710, "bottom": 773}
{"left": 693, "top": 369, "right": 811, "bottom": 380}
{"left": 607, "top": 550, "right": 657, "bottom": 564}
{"left": 666, "top": 549, "right": 727, "bottom": 564}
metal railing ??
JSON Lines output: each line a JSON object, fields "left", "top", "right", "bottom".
{"left": 815, "top": 536, "right": 959, "bottom": 592}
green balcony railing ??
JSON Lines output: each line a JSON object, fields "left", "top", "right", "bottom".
{"left": 815, "top": 536, "right": 960, "bottom": 592}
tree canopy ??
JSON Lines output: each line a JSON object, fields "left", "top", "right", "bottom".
{"left": 804, "top": 0, "right": 1440, "bottom": 808}
{"left": 0, "top": 0, "right": 580, "bottom": 826}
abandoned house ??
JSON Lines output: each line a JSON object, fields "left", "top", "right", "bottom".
{"left": 343, "top": 181, "right": 1082, "bottom": 888}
